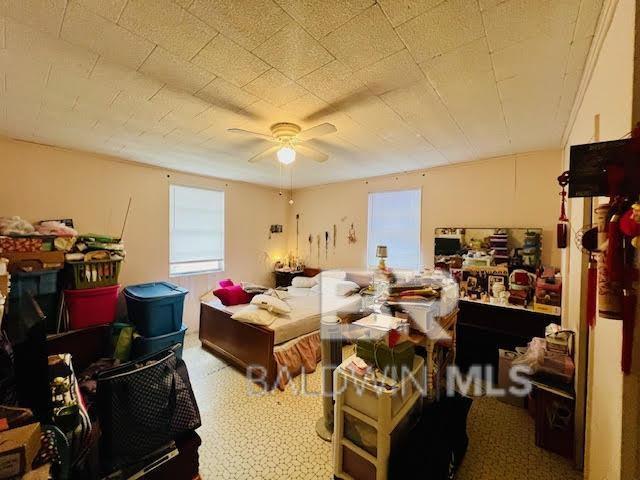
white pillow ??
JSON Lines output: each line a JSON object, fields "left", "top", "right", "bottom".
{"left": 316, "top": 270, "right": 347, "bottom": 280}
{"left": 231, "top": 305, "right": 277, "bottom": 326}
{"left": 314, "top": 278, "right": 360, "bottom": 296}
{"left": 291, "top": 276, "right": 317, "bottom": 288}
{"left": 251, "top": 294, "right": 291, "bottom": 314}
{"left": 334, "top": 280, "right": 360, "bottom": 296}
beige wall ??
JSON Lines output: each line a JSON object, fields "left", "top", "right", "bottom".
{"left": 0, "top": 137, "right": 288, "bottom": 330}
{"left": 286, "top": 150, "right": 563, "bottom": 271}
{"left": 562, "top": 0, "right": 636, "bottom": 478}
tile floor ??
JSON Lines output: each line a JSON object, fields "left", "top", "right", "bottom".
{"left": 182, "top": 333, "right": 582, "bottom": 480}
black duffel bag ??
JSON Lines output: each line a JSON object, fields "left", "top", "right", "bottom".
{"left": 96, "top": 347, "right": 200, "bottom": 471}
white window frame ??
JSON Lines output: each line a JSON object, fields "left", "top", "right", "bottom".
{"left": 366, "top": 188, "right": 422, "bottom": 270}
{"left": 169, "top": 184, "right": 225, "bottom": 277}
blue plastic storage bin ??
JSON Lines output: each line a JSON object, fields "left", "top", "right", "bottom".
{"left": 131, "top": 324, "right": 187, "bottom": 359}
{"left": 9, "top": 270, "right": 60, "bottom": 299}
{"left": 8, "top": 270, "right": 61, "bottom": 334}
{"left": 123, "top": 282, "right": 188, "bottom": 337}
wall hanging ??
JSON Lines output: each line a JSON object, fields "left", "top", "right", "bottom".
{"left": 567, "top": 124, "right": 640, "bottom": 373}
{"left": 348, "top": 223, "right": 356, "bottom": 244}
{"left": 325, "top": 231, "right": 329, "bottom": 260}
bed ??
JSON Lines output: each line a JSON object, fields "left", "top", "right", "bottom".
{"left": 199, "top": 274, "right": 362, "bottom": 390}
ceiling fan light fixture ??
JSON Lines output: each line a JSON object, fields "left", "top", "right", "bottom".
{"left": 277, "top": 146, "right": 296, "bottom": 165}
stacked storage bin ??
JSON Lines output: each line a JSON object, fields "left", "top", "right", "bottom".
{"left": 522, "top": 231, "right": 542, "bottom": 267}
{"left": 124, "top": 282, "right": 188, "bottom": 359}
{"left": 333, "top": 355, "right": 425, "bottom": 480}
{"left": 63, "top": 258, "right": 121, "bottom": 331}
{"left": 8, "top": 268, "right": 62, "bottom": 333}
{"left": 489, "top": 232, "right": 509, "bottom": 265}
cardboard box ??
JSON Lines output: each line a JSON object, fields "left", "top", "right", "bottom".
{"left": 0, "top": 423, "right": 41, "bottom": 478}
{"left": 2, "top": 252, "right": 64, "bottom": 273}
{"left": 0, "top": 275, "right": 8, "bottom": 298}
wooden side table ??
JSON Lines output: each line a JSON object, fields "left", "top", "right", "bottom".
{"left": 406, "top": 308, "right": 458, "bottom": 401}
{"left": 273, "top": 270, "right": 304, "bottom": 288}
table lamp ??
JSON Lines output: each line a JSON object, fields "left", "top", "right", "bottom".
{"left": 376, "top": 245, "right": 388, "bottom": 270}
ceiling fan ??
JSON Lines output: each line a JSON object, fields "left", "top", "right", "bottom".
{"left": 227, "top": 122, "right": 337, "bottom": 164}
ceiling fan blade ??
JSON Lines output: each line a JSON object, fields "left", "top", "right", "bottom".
{"left": 227, "top": 128, "right": 277, "bottom": 142}
{"left": 297, "top": 123, "right": 337, "bottom": 141}
{"left": 248, "top": 145, "right": 280, "bottom": 163}
{"left": 296, "top": 144, "right": 329, "bottom": 163}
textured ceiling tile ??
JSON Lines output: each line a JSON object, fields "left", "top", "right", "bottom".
{"left": 149, "top": 86, "right": 210, "bottom": 118}
{"left": 237, "top": 99, "right": 289, "bottom": 127}
{"left": 420, "top": 37, "right": 493, "bottom": 93}
{"left": 191, "top": 34, "right": 269, "bottom": 87}
{"left": 195, "top": 77, "right": 259, "bottom": 111}
{"left": 382, "top": 81, "right": 470, "bottom": 153}
{"left": 243, "top": 69, "right": 307, "bottom": 107}
{"left": 378, "top": 0, "right": 445, "bottom": 27}
{"left": 565, "top": 34, "right": 594, "bottom": 75}
{"left": 298, "top": 60, "right": 366, "bottom": 103}
{"left": 355, "top": 49, "right": 423, "bottom": 95}
{"left": 110, "top": 91, "right": 173, "bottom": 122}
{"left": 2, "top": 57, "right": 49, "bottom": 97}
{"left": 6, "top": 19, "right": 98, "bottom": 76}
{"left": 492, "top": 30, "right": 572, "bottom": 82}
{"left": 0, "top": 17, "right": 5, "bottom": 49}
{"left": 274, "top": 0, "right": 374, "bottom": 39}
{"left": 574, "top": 0, "right": 603, "bottom": 39}
{"left": 139, "top": 47, "right": 216, "bottom": 94}
{"left": 482, "top": 0, "right": 580, "bottom": 52}
{"left": 48, "top": 66, "right": 121, "bottom": 106}
{"left": 396, "top": 0, "right": 484, "bottom": 63}
{"left": 119, "top": 0, "right": 217, "bottom": 60}
{"left": 61, "top": 2, "right": 155, "bottom": 70}
{"left": 554, "top": 69, "right": 582, "bottom": 134}
{"left": 90, "top": 57, "right": 164, "bottom": 99}
{"left": 188, "top": 0, "right": 288, "bottom": 50}
{"left": 321, "top": 5, "right": 404, "bottom": 71}
{"left": 253, "top": 23, "right": 333, "bottom": 80}
{"left": 2, "top": 0, "right": 67, "bottom": 36}
{"left": 281, "top": 93, "right": 330, "bottom": 123}
{"left": 498, "top": 73, "right": 562, "bottom": 111}
{"left": 77, "top": 0, "right": 128, "bottom": 22}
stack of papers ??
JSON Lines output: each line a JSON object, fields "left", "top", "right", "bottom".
{"left": 353, "top": 313, "right": 403, "bottom": 331}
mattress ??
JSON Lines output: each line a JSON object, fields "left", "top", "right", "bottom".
{"left": 218, "top": 292, "right": 362, "bottom": 345}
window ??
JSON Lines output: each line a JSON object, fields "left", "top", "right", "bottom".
{"left": 367, "top": 189, "right": 421, "bottom": 270}
{"left": 170, "top": 185, "right": 224, "bottom": 276}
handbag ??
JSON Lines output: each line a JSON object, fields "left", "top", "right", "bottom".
{"left": 96, "top": 347, "right": 200, "bottom": 471}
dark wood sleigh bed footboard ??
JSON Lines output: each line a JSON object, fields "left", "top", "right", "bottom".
{"left": 199, "top": 302, "right": 279, "bottom": 389}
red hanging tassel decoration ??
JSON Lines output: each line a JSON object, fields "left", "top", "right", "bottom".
{"left": 587, "top": 256, "right": 598, "bottom": 328}
{"left": 557, "top": 171, "right": 570, "bottom": 249}
{"left": 621, "top": 239, "right": 638, "bottom": 373}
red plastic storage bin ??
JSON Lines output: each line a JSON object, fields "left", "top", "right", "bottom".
{"left": 65, "top": 285, "right": 120, "bottom": 330}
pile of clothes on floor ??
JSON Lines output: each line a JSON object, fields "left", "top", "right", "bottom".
{"left": 512, "top": 323, "right": 575, "bottom": 383}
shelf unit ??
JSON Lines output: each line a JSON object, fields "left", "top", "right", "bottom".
{"left": 333, "top": 355, "right": 424, "bottom": 480}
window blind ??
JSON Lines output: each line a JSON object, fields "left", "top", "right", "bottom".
{"left": 170, "top": 185, "right": 224, "bottom": 275}
{"left": 367, "top": 189, "right": 421, "bottom": 270}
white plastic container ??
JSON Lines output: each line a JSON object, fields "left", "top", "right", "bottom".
{"left": 333, "top": 355, "right": 425, "bottom": 480}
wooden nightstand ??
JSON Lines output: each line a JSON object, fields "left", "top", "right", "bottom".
{"left": 273, "top": 270, "right": 304, "bottom": 288}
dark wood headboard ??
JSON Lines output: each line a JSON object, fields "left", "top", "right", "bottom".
{"left": 303, "top": 268, "right": 321, "bottom": 277}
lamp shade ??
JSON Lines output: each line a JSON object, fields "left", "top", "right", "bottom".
{"left": 376, "top": 245, "right": 388, "bottom": 258}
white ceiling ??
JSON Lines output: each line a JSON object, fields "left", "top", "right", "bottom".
{"left": 0, "top": 0, "right": 603, "bottom": 187}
